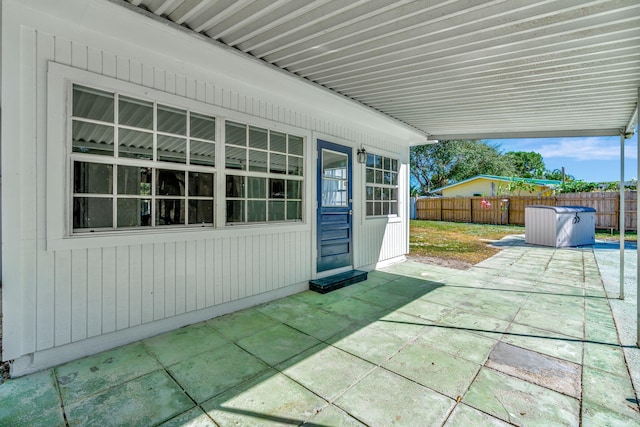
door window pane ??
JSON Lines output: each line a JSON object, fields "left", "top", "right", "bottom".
{"left": 322, "top": 150, "right": 348, "bottom": 207}
{"left": 323, "top": 150, "right": 347, "bottom": 178}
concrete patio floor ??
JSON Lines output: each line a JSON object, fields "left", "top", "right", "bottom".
{"left": 2, "top": 236, "right": 640, "bottom": 426}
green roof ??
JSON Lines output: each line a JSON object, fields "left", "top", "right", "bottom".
{"left": 433, "top": 174, "right": 562, "bottom": 193}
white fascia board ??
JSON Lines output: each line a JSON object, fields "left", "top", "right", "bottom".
{"left": 428, "top": 128, "right": 623, "bottom": 141}
{"left": 15, "top": 0, "right": 426, "bottom": 146}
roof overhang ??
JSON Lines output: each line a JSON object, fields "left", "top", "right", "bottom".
{"left": 115, "top": 0, "right": 639, "bottom": 141}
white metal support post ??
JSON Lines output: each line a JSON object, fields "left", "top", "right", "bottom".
{"left": 620, "top": 131, "right": 625, "bottom": 300}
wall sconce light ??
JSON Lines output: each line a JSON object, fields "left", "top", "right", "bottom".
{"left": 357, "top": 147, "right": 367, "bottom": 164}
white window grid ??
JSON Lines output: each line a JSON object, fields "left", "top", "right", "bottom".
{"left": 365, "top": 153, "right": 399, "bottom": 217}
{"left": 70, "top": 84, "right": 216, "bottom": 232}
{"left": 224, "top": 121, "right": 304, "bottom": 224}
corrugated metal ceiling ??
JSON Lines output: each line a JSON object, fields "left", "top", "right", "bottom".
{"left": 120, "top": 0, "right": 640, "bottom": 140}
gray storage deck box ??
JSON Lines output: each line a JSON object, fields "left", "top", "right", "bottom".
{"left": 525, "top": 205, "right": 596, "bottom": 247}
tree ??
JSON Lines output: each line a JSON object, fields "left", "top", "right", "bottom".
{"left": 556, "top": 180, "right": 597, "bottom": 193}
{"left": 410, "top": 140, "right": 515, "bottom": 195}
{"left": 505, "top": 151, "right": 545, "bottom": 178}
{"left": 543, "top": 168, "right": 574, "bottom": 181}
{"left": 410, "top": 141, "right": 459, "bottom": 194}
{"left": 447, "top": 140, "right": 515, "bottom": 182}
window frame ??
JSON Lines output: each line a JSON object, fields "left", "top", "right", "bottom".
{"left": 68, "top": 83, "right": 218, "bottom": 233}
{"left": 46, "top": 63, "right": 311, "bottom": 250}
{"left": 364, "top": 152, "right": 400, "bottom": 218}
{"left": 224, "top": 120, "right": 305, "bottom": 225}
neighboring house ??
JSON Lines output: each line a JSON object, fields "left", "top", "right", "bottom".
{"left": 433, "top": 175, "right": 561, "bottom": 197}
{"left": 1, "top": 0, "right": 425, "bottom": 376}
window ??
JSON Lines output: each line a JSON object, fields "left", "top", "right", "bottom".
{"left": 71, "top": 84, "right": 216, "bottom": 231}
{"left": 365, "top": 153, "right": 398, "bottom": 216}
{"left": 225, "top": 121, "right": 304, "bottom": 223}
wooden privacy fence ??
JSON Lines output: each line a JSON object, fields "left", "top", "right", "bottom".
{"left": 415, "top": 191, "right": 637, "bottom": 231}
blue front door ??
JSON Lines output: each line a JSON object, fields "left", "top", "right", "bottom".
{"left": 317, "top": 140, "right": 353, "bottom": 272}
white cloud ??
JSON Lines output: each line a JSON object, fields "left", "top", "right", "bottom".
{"left": 503, "top": 137, "right": 638, "bottom": 161}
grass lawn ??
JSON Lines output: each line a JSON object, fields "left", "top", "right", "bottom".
{"left": 409, "top": 220, "right": 636, "bottom": 268}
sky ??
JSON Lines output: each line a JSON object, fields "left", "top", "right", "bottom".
{"left": 487, "top": 134, "right": 639, "bottom": 183}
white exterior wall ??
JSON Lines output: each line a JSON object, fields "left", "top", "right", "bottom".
{"left": 1, "top": 0, "right": 423, "bottom": 375}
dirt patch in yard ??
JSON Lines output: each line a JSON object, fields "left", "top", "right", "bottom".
{"left": 407, "top": 255, "right": 474, "bottom": 270}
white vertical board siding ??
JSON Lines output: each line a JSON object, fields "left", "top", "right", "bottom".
{"left": 358, "top": 221, "right": 407, "bottom": 267}
{"left": 33, "top": 231, "right": 310, "bottom": 352}
{"left": 355, "top": 145, "right": 410, "bottom": 268}
{"left": 2, "top": 0, "right": 418, "bottom": 372}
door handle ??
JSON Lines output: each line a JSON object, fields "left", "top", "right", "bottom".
{"left": 349, "top": 210, "right": 353, "bottom": 215}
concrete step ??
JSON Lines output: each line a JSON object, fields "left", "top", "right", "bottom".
{"left": 309, "top": 270, "right": 368, "bottom": 294}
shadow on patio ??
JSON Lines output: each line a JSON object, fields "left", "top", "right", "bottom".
{"left": 2, "top": 236, "right": 640, "bottom": 426}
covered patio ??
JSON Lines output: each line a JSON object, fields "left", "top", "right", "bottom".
{"left": 1, "top": 0, "right": 640, "bottom": 424}
{"left": 2, "top": 237, "right": 639, "bottom": 425}
{"left": 109, "top": 0, "right": 640, "bottom": 346}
